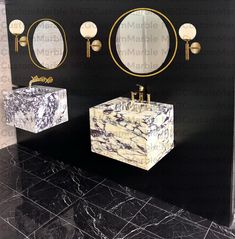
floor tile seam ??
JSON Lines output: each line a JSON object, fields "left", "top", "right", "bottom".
{"left": 135, "top": 215, "right": 211, "bottom": 239}
{"left": 0, "top": 181, "right": 24, "bottom": 204}
{"left": 42, "top": 165, "right": 69, "bottom": 181}
{"left": 0, "top": 172, "right": 218, "bottom": 236}
{"left": 0, "top": 181, "right": 123, "bottom": 227}
{"left": 6, "top": 147, "right": 31, "bottom": 160}
{"left": 82, "top": 176, "right": 108, "bottom": 184}
{"left": 0, "top": 166, "right": 12, "bottom": 177}
{"left": 0, "top": 155, "right": 34, "bottom": 167}
{"left": 9, "top": 163, "right": 47, "bottom": 182}
{"left": 81, "top": 178, "right": 107, "bottom": 197}
{"left": 20, "top": 155, "right": 36, "bottom": 163}
{"left": 145, "top": 209, "right": 210, "bottom": 233}
{"left": 1, "top": 154, "right": 33, "bottom": 174}
{"left": 22, "top": 154, "right": 69, "bottom": 169}
{"left": 15, "top": 163, "right": 66, "bottom": 183}
{"left": 128, "top": 197, "right": 174, "bottom": 239}
{"left": 1, "top": 164, "right": 60, "bottom": 195}
{"left": 11, "top": 144, "right": 39, "bottom": 156}
{"left": 209, "top": 226, "right": 235, "bottom": 238}
{"left": 3, "top": 151, "right": 105, "bottom": 188}
{"left": 99, "top": 181, "right": 151, "bottom": 204}
{"left": 6, "top": 146, "right": 35, "bottom": 162}
{"left": 112, "top": 197, "right": 152, "bottom": 239}
{"left": 26, "top": 197, "right": 96, "bottom": 239}
{"left": 11, "top": 144, "right": 107, "bottom": 184}
{"left": 126, "top": 198, "right": 209, "bottom": 239}
{"left": 34, "top": 176, "right": 107, "bottom": 200}
{"left": 0, "top": 183, "right": 61, "bottom": 222}
{"left": 58, "top": 196, "right": 138, "bottom": 231}
{"left": 43, "top": 166, "right": 105, "bottom": 184}
{"left": 147, "top": 201, "right": 211, "bottom": 231}
{"left": 176, "top": 214, "right": 212, "bottom": 230}
{"left": 0, "top": 181, "right": 152, "bottom": 230}
{"left": 203, "top": 222, "right": 213, "bottom": 239}
{"left": 0, "top": 167, "right": 108, "bottom": 233}
{"left": 0, "top": 214, "right": 29, "bottom": 238}
{"left": 19, "top": 188, "right": 77, "bottom": 218}
{"left": 18, "top": 177, "right": 108, "bottom": 236}
{"left": 1, "top": 177, "right": 225, "bottom": 238}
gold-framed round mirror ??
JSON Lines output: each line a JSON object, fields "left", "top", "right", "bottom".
{"left": 27, "top": 18, "right": 68, "bottom": 70}
{"left": 108, "top": 8, "right": 178, "bottom": 78}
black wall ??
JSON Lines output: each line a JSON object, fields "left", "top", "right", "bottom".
{"left": 6, "top": 0, "right": 235, "bottom": 226}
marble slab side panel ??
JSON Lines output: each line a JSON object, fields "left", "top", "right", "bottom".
{"left": 90, "top": 107, "right": 149, "bottom": 169}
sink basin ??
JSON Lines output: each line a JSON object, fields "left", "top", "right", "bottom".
{"left": 89, "top": 97, "right": 174, "bottom": 170}
{"left": 3, "top": 86, "right": 68, "bottom": 133}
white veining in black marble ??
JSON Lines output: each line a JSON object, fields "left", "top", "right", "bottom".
{"left": 0, "top": 144, "right": 234, "bottom": 239}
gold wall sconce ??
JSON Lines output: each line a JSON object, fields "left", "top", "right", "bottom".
{"left": 9, "top": 19, "right": 27, "bottom": 52}
{"left": 179, "top": 23, "right": 201, "bottom": 61}
{"left": 80, "top": 21, "right": 102, "bottom": 58}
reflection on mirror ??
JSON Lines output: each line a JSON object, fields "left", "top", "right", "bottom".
{"left": 178, "top": 23, "right": 201, "bottom": 61}
{"left": 8, "top": 18, "right": 68, "bottom": 70}
{"left": 116, "top": 10, "right": 169, "bottom": 74}
{"left": 32, "top": 20, "right": 65, "bottom": 69}
{"left": 109, "top": 8, "right": 178, "bottom": 77}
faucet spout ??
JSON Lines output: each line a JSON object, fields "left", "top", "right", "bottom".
{"left": 29, "top": 75, "right": 54, "bottom": 89}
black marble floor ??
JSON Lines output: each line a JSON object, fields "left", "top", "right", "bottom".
{"left": 0, "top": 144, "right": 234, "bottom": 239}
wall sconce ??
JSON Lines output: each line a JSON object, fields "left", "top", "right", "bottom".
{"left": 80, "top": 21, "right": 102, "bottom": 58}
{"left": 179, "top": 23, "right": 201, "bottom": 61}
{"left": 9, "top": 19, "right": 27, "bottom": 52}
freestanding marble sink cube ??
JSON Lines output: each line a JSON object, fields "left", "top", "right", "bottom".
{"left": 3, "top": 86, "right": 68, "bottom": 133}
{"left": 89, "top": 97, "right": 174, "bottom": 170}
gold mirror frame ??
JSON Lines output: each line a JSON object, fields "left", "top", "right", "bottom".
{"left": 27, "top": 18, "right": 68, "bottom": 71}
{"left": 108, "top": 8, "right": 178, "bottom": 78}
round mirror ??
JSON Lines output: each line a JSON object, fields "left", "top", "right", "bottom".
{"left": 109, "top": 8, "right": 178, "bottom": 77}
{"left": 116, "top": 10, "right": 169, "bottom": 74}
{"left": 27, "top": 19, "right": 68, "bottom": 70}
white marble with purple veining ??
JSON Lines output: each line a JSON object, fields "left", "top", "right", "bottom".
{"left": 3, "top": 85, "right": 68, "bottom": 133}
{"left": 89, "top": 97, "right": 174, "bottom": 170}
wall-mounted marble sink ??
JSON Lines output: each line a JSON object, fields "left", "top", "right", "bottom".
{"left": 3, "top": 86, "right": 68, "bottom": 133}
{"left": 89, "top": 97, "right": 174, "bottom": 170}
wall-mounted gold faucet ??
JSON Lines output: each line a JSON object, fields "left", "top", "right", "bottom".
{"left": 29, "top": 75, "right": 53, "bottom": 89}
{"left": 131, "top": 84, "right": 151, "bottom": 104}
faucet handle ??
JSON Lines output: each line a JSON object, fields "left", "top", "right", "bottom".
{"left": 131, "top": 91, "right": 137, "bottom": 102}
{"left": 136, "top": 84, "right": 144, "bottom": 92}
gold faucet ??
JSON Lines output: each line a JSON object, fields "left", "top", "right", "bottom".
{"left": 29, "top": 75, "right": 53, "bottom": 89}
{"left": 131, "top": 84, "right": 151, "bottom": 104}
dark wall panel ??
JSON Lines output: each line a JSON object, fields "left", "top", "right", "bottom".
{"left": 6, "top": 0, "right": 235, "bottom": 226}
